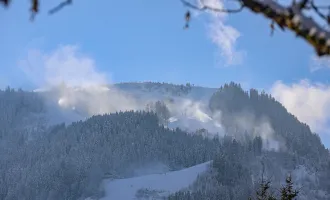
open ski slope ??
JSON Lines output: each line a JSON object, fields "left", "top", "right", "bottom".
{"left": 100, "top": 161, "right": 211, "bottom": 200}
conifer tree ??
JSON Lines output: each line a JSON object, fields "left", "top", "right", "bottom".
{"left": 280, "top": 175, "right": 299, "bottom": 200}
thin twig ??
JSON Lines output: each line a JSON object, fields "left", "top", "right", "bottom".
{"left": 49, "top": 0, "right": 72, "bottom": 15}
{"left": 297, "top": 0, "right": 309, "bottom": 10}
{"left": 310, "top": 1, "right": 330, "bottom": 25}
{"left": 30, "top": 0, "right": 39, "bottom": 21}
{"left": 180, "top": 0, "right": 244, "bottom": 13}
{"left": 0, "top": 0, "right": 10, "bottom": 6}
{"left": 181, "top": 0, "right": 330, "bottom": 56}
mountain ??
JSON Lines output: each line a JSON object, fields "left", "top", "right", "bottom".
{"left": 33, "top": 82, "right": 222, "bottom": 134}
{"left": 0, "top": 110, "right": 221, "bottom": 200}
{"left": 0, "top": 82, "right": 329, "bottom": 200}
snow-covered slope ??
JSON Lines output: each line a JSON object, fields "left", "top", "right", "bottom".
{"left": 100, "top": 161, "right": 211, "bottom": 200}
{"left": 168, "top": 116, "right": 223, "bottom": 135}
{"left": 115, "top": 82, "right": 217, "bottom": 103}
{"left": 33, "top": 82, "right": 223, "bottom": 135}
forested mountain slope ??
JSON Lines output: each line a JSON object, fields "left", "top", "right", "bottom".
{"left": 170, "top": 82, "right": 330, "bottom": 200}
{"left": 0, "top": 82, "right": 329, "bottom": 200}
{"left": 209, "top": 82, "right": 329, "bottom": 167}
{"left": 0, "top": 110, "right": 221, "bottom": 200}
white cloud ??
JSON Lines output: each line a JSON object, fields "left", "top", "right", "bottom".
{"left": 19, "top": 45, "right": 142, "bottom": 118}
{"left": 196, "top": 0, "right": 245, "bottom": 66}
{"left": 19, "top": 45, "right": 109, "bottom": 88}
{"left": 310, "top": 55, "right": 330, "bottom": 72}
{"left": 270, "top": 80, "right": 330, "bottom": 134}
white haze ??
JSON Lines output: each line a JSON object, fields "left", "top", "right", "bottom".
{"left": 231, "top": 111, "right": 285, "bottom": 151}
{"left": 164, "top": 98, "right": 283, "bottom": 151}
{"left": 18, "top": 45, "right": 285, "bottom": 152}
{"left": 165, "top": 98, "right": 225, "bottom": 136}
{"left": 19, "top": 45, "right": 143, "bottom": 121}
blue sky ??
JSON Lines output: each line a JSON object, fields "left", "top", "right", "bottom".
{"left": 1, "top": 0, "right": 330, "bottom": 146}
{"left": 2, "top": 0, "right": 325, "bottom": 88}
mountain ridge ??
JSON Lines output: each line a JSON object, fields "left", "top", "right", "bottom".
{"left": 0, "top": 82, "right": 329, "bottom": 200}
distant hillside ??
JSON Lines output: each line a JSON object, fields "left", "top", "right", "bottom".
{"left": 114, "top": 82, "right": 217, "bottom": 102}
{"left": 167, "top": 82, "right": 330, "bottom": 200}
{"left": 0, "top": 111, "right": 221, "bottom": 200}
{"left": 0, "top": 83, "right": 330, "bottom": 200}
{"left": 209, "top": 82, "right": 329, "bottom": 165}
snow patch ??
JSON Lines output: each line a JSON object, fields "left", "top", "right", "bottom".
{"left": 100, "top": 161, "right": 211, "bottom": 200}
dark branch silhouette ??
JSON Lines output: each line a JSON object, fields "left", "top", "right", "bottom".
{"left": 181, "top": 0, "right": 244, "bottom": 13}
{"left": 0, "top": 0, "right": 10, "bottom": 7}
{"left": 181, "top": 0, "right": 330, "bottom": 57}
{"left": 1, "top": 0, "right": 73, "bottom": 19}
{"left": 2, "top": 0, "right": 330, "bottom": 57}
{"left": 49, "top": 0, "right": 72, "bottom": 15}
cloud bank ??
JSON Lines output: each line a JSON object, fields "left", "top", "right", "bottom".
{"left": 271, "top": 80, "right": 330, "bottom": 134}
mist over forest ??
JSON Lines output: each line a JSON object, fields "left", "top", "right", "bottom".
{"left": 0, "top": 81, "right": 329, "bottom": 200}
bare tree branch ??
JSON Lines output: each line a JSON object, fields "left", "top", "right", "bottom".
{"left": 49, "top": 0, "right": 72, "bottom": 15}
{"left": 1, "top": 0, "right": 73, "bottom": 19}
{"left": 0, "top": 0, "right": 10, "bottom": 7}
{"left": 309, "top": 1, "right": 330, "bottom": 25}
{"left": 180, "top": 0, "right": 244, "bottom": 13}
{"left": 30, "top": 0, "right": 39, "bottom": 21}
{"left": 182, "top": 0, "right": 330, "bottom": 56}
{"left": 297, "top": 0, "right": 309, "bottom": 10}
{"left": 2, "top": 0, "right": 330, "bottom": 56}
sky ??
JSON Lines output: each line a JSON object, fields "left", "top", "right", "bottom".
{"left": 1, "top": 0, "right": 330, "bottom": 146}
